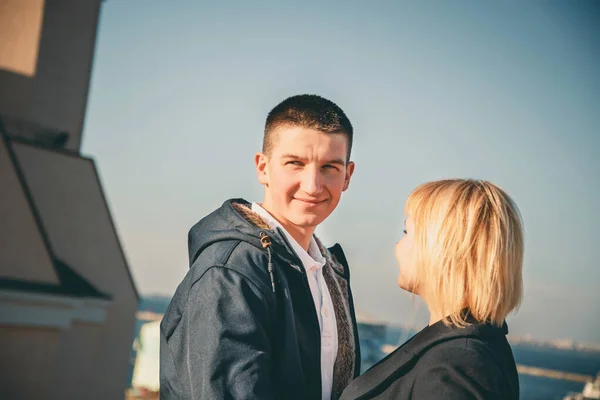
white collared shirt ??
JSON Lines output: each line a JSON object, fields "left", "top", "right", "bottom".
{"left": 252, "top": 202, "right": 338, "bottom": 400}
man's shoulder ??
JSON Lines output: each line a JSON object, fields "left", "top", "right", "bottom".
{"left": 190, "top": 239, "right": 272, "bottom": 292}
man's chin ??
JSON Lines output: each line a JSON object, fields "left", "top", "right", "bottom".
{"left": 287, "top": 203, "right": 335, "bottom": 228}
{"left": 290, "top": 215, "right": 326, "bottom": 229}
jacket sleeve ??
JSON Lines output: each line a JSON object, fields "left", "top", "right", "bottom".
{"left": 412, "top": 346, "right": 504, "bottom": 400}
{"left": 162, "top": 266, "right": 274, "bottom": 400}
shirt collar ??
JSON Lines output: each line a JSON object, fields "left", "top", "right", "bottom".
{"left": 251, "top": 202, "right": 326, "bottom": 270}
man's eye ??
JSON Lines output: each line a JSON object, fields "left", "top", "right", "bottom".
{"left": 403, "top": 230, "right": 407, "bottom": 234}
{"left": 286, "top": 161, "right": 302, "bottom": 166}
{"left": 323, "top": 165, "right": 338, "bottom": 170}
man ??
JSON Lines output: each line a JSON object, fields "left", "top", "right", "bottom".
{"left": 160, "top": 94, "right": 361, "bottom": 399}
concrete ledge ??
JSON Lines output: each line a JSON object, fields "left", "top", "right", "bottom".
{"left": 0, "top": 289, "right": 111, "bottom": 329}
{"left": 73, "top": 298, "right": 111, "bottom": 323}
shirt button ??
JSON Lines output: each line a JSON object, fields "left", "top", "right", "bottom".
{"left": 322, "top": 308, "right": 328, "bottom": 317}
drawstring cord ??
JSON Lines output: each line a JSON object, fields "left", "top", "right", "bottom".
{"left": 259, "top": 232, "right": 275, "bottom": 293}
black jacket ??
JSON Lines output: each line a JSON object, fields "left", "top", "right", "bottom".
{"left": 160, "top": 199, "right": 361, "bottom": 399}
{"left": 340, "top": 317, "right": 519, "bottom": 400}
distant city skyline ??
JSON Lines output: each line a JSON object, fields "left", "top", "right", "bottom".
{"left": 82, "top": 1, "right": 599, "bottom": 343}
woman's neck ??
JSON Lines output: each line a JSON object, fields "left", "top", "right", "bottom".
{"left": 427, "top": 305, "right": 443, "bottom": 326}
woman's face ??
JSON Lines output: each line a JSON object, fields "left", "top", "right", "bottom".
{"left": 395, "top": 216, "right": 418, "bottom": 294}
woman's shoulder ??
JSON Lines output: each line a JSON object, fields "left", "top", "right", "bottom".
{"left": 419, "top": 331, "right": 514, "bottom": 370}
{"left": 411, "top": 336, "right": 518, "bottom": 399}
{"left": 419, "top": 336, "right": 497, "bottom": 366}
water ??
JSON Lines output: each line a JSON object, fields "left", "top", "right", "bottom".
{"left": 519, "top": 374, "right": 585, "bottom": 400}
{"left": 511, "top": 343, "right": 600, "bottom": 376}
{"left": 512, "top": 343, "right": 599, "bottom": 400}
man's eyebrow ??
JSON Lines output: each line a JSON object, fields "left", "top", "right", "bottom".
{"left": 280, "top": 154, "right": 346, "bottom": 165}
{"left": 281, "top": 154, "right": 303, "bottom": 159}
{"left": 325, "top": 158, "right": 346, "bottom": 166}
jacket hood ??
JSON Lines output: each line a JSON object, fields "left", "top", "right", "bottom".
{"left": 187, "top": 198, "right": 272, "bottom": 266}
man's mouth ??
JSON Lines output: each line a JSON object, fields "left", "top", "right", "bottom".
{"left": 294, "top": 198, "right": 327, "bottom": 205}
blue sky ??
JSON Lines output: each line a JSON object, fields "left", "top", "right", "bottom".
{"left": 82, "top": 1, "right": 599, "bottom": 343}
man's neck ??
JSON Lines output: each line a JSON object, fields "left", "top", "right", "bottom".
{"left": 259, "top": 202, "right": 314, "bottom": 251}
{"left": 284, "top": 224, "right": 314, "bottom": 252}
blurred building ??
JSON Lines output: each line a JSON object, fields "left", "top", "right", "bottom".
{"left": 131, "top": 320, "right": 161, "bottom": 393}
{"left": 0, "top": 0, "right": 139, "bottom": 399}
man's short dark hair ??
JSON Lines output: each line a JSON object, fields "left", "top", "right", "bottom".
{"left": 263, "top": 94, "right": 353, "bottom": 162}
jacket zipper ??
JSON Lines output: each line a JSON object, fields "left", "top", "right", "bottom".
{"left": 271, "top": 228, "right": 323, "bottom": 375}
{"left": 259, "top": 231, "right": 275, "bottom": 293}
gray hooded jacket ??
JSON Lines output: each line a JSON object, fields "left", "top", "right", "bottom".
{"left": 159, "top": 199, "right": 361, "bottom": 399}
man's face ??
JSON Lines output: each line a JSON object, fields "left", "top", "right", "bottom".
{"left": 255, "top": 125, "right": 355, "bottom": 232}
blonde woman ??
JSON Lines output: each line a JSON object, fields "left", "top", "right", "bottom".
{"left": 340, "top": 179, "right": 523, "bottom": 400}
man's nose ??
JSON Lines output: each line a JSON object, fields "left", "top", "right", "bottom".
{"left": 300, "top": 166, "right": 323, "bottom": 195}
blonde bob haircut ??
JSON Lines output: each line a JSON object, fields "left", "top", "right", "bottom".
{"left": 405, "top": 179, "right": 524, "bottom": 327}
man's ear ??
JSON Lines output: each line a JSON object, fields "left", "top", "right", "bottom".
{"left": 255, "top": 152, "right": 269, "bottom": 185}
{"left": 342, "top": 161, "right": 355, "bottom": 192}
